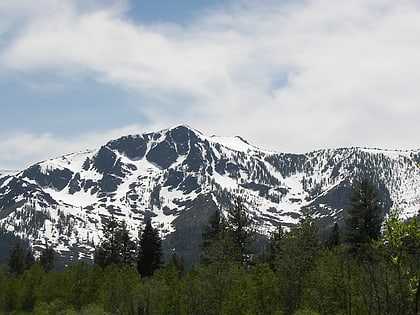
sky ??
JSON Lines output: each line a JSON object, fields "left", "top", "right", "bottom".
{"left": 1, "top": 0, "right": 419, "bottom": 170}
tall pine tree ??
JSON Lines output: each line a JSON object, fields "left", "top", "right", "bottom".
{"left": 39, "top": 245, "right": 55, "bottom": 272}
{"left": 137, "top": 219, "right": 162, "bottom": 277}
{"left": 200, "top": 210, "right": 225, "bottom": 251}
{"left": 266, "top": 225, "right": 284, "bottom": 271}
{"left": 225, "top": 197, "right": 254, "bottom": 266}
{"left": 120, "top": 221, "right": 136, "bottom": 267}
{"left": 6, "top": 242, "right": 25, "bottom": 275}
{"left": 346, "top": 178, "right": 383, "bottom": 251}
{"left": 199, "top": 210, "right": 227, "bottom": 265}
{"left": 94, "top": 217, "right": 135, "bottom": 268}
{"left": 6, "top": 243, "right": 35, "bottom": 275}
{"left": 326, "top": 222, "right": 340, "bottom": 248}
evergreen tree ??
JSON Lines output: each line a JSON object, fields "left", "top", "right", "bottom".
{"left": 266, "top": 225, "right": 284, "bottom": 270}
{"left": 137, "top": 219, "right": 162, "bottom": 277}
{"left": 24, "top": 249, "right": 35, "bottom": 271}
{"left": 94, "top": 217, "right": 135, "bottom": 268}
{"left": 169, "top": 251, "right": 185, "bottom": 277}
{"left": 6, "top": 242, "right": 25, "bottom": 275}
{"left": 346, "top": 178, "right": 383, "bottom": 251}
{"left": 200, "top": 210, "right": 225, "bottom": 250}
{"left": 275, "top": 216, "right": 321, "bottom": 314}
{"left": 225, "top": 197, "right": 254, "bottom": 266}
{"left": 39, "top": 245, "right": 55, "bottom": 272}
{"left": 101, "top": 216, "right": 122, "bottom": 266}
{"left": 326, "top": 222, "right": 340, "bottom": 248}
{"left": 93, "top": 245, "right": 108, "bottom": 269}
{"left": 199, "top": 210, "right": 227, "bottom": 266}
{"left": 120, "top": 221, "right": 136, "bottom": 267}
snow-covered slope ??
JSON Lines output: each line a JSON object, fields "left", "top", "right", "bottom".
{"left": 0, "top": 125, "right": 419, "bottom": 263}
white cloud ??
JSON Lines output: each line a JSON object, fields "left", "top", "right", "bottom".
{"left": 1, "top": 0, "right": 419, "bottom": 167}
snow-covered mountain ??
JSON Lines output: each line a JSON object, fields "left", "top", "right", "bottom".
{"left": 0, "top": 125, "right": 419, "bottom": 264}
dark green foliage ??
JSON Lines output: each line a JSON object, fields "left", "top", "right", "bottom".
{"left": 24, "top": 249, "right": 36, "bottom": 270}
{"left": 199, "top": 209, "right": 227, "bottom": 266}
{"left": 225, "top": 197, "right": 254, "bottom": 266}
{"left": 0, "top": 200, "right": 418, "bottom": 315}
{"left": 199, "top": 197, "right": 255, "bottom": 271}
{"left": 137, "top": 219, "right": 163, "bottom": 277}
{"left": 0, "top": 231, "right": 30, "bottom": 266}
{"left": 169, "top": 251, "right": 185, "bottom": 277}
{"left": 6, "top": 242, "right": 25, "bottom": 275}
{"left": 326, "top": 222, "right": 340, "bottom": 248}
{"left": 94, "top": 217, "right": 136, "bottom": 268}
{"left": 200, "top": 210, "right": 225, "bottom": 250}
{"left": 6, "top": 242, "right": 35, "bottom": 275}
{"left": 94, "top": 216, "right": 122, "bottom": 268}
{"left": 265, "top": 225, "right": 284, "bottom": 270}
{"left": 346, "top": 178, "right": 383, "bottom": 251}
{"left": 39, "top": 245, "right": 55, "bottom": 272}
{"left": 275, "top": 216, "right": 322, "bottom": 314}
{"left": 121, "top": 221, "right": 137, "bottom": 266}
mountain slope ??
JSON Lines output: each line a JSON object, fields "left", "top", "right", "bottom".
{"left": 0, "top": 125, "right": 419, "bottom": 264}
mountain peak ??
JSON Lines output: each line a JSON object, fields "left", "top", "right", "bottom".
{"left": 0, "top": 126, "right": 419, "bottom": 266}
{"left": 168, "top": 124, "right": 202, "bottom": 134}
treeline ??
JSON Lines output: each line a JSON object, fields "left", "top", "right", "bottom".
{"left": 0, "top": 178, "right": 419, "bottom": 315}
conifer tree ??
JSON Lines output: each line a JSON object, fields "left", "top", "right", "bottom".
{"left": 266, "top": 225, "right": 284, "bottom": 270}
{"left": 6, "top": 242, "right": 25, "bottom": 275}
{"left": 94, "top": 217, "right": 136, "bottom": 268}
{"left": 346, "top": 178, "right": 383, "bottom": 251}
{"left": 39, "top": 245, "right": 55, "bottom": 272}
{"left": 225, "top": 197, "right": 254, "bottom": 266}
{"left": 275, "top": 216, "right": 321, "bottom": 314}
{"left": 200, "top": 210, "right": 225, "bottom": 251}
{"left": 137, "top": 219, "right": 162, "bottom": 277}
{"left": 199, "top": 209, "right": 232, "bottom": 267}
{"left": 169, "top": 251, "right": 185, "bottom": 277}
{"left": 120, "top": 221, "right": 136, "bottom": 267}
{"left": 326, "top": 222, "right": 340, "bottom": 248}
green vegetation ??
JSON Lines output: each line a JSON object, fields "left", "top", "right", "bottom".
{"left": 0, "top": 180, "right": 419, "bottom": 314}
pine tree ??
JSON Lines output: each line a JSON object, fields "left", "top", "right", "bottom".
{"left": 346, "top": 178, "right": 383, "bottom": 251}
{"left": 6, "top": 242, "right": 25, "bottom": 275}
{"left": 94, "top": 217, "right": 135, "bottom": 268}
{"left": 199, "top": 209, "right": 232, "bottom": 267}
{"left": 326, "top": 222, "right": 340, "bottom": 248}
{"left": 275, "top": 216, "right": 321, "bottom": 314}
{"left": 137, "top": 219, "right": 162, "bottom": 277}
{"left": 39, "top": 245, "right": 55, "bottom": 272}
{"left": 200, "top": 210, "right": 225, "bottom": 250}
{"left": 266, "top": 225, "right": 284, "bottom": 270}
{"left": 102, "top": 216, "right": 123, "bottom": 266}
{"left": 225, "top": 197, "right": 254, "bottom": 266}
{"left": 120, "top": 221, "right": 136, "bottom": 267}
{"left": 169, "top": 251, "right": 185, "bottom": 277}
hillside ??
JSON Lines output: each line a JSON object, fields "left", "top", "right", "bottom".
{"left": 0, "top": 125, "right": 419, "bottom": 264}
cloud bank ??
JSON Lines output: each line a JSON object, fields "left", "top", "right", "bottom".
{"left": 1, "top": 0, "right": 419, "bottom": 169}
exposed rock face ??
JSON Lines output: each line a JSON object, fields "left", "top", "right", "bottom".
{"left": 0, "top": 125, "right": 419, "bottom": 265}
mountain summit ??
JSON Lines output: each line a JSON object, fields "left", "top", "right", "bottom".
{"left": 0, "top": 125, "right": 419, "bottom": 264}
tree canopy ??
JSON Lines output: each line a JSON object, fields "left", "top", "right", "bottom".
{"left": 137, "top": 219, "right": 163, "bottom": 277}
{"left": 346, "top": 177, "right": 384, "bottom": 251}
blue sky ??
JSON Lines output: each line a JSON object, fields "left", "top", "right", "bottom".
{"left": 1, "top": 0, "right": 420, "bottom": 170}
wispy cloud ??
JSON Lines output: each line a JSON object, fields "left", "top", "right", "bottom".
{"left": 1, "top": 0, "right": 419, "bottom": 169}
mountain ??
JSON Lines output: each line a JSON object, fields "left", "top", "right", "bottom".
{"left": 0, "top": 125, "right": 419, "bottom": 265}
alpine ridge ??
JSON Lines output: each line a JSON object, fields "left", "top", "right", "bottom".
{"left": 0, "top": 125, "right": 419, "bottom": 265}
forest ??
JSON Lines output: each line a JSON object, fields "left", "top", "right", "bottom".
{"left": 0, "top": 178, "right": 418, "bottom": 315}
